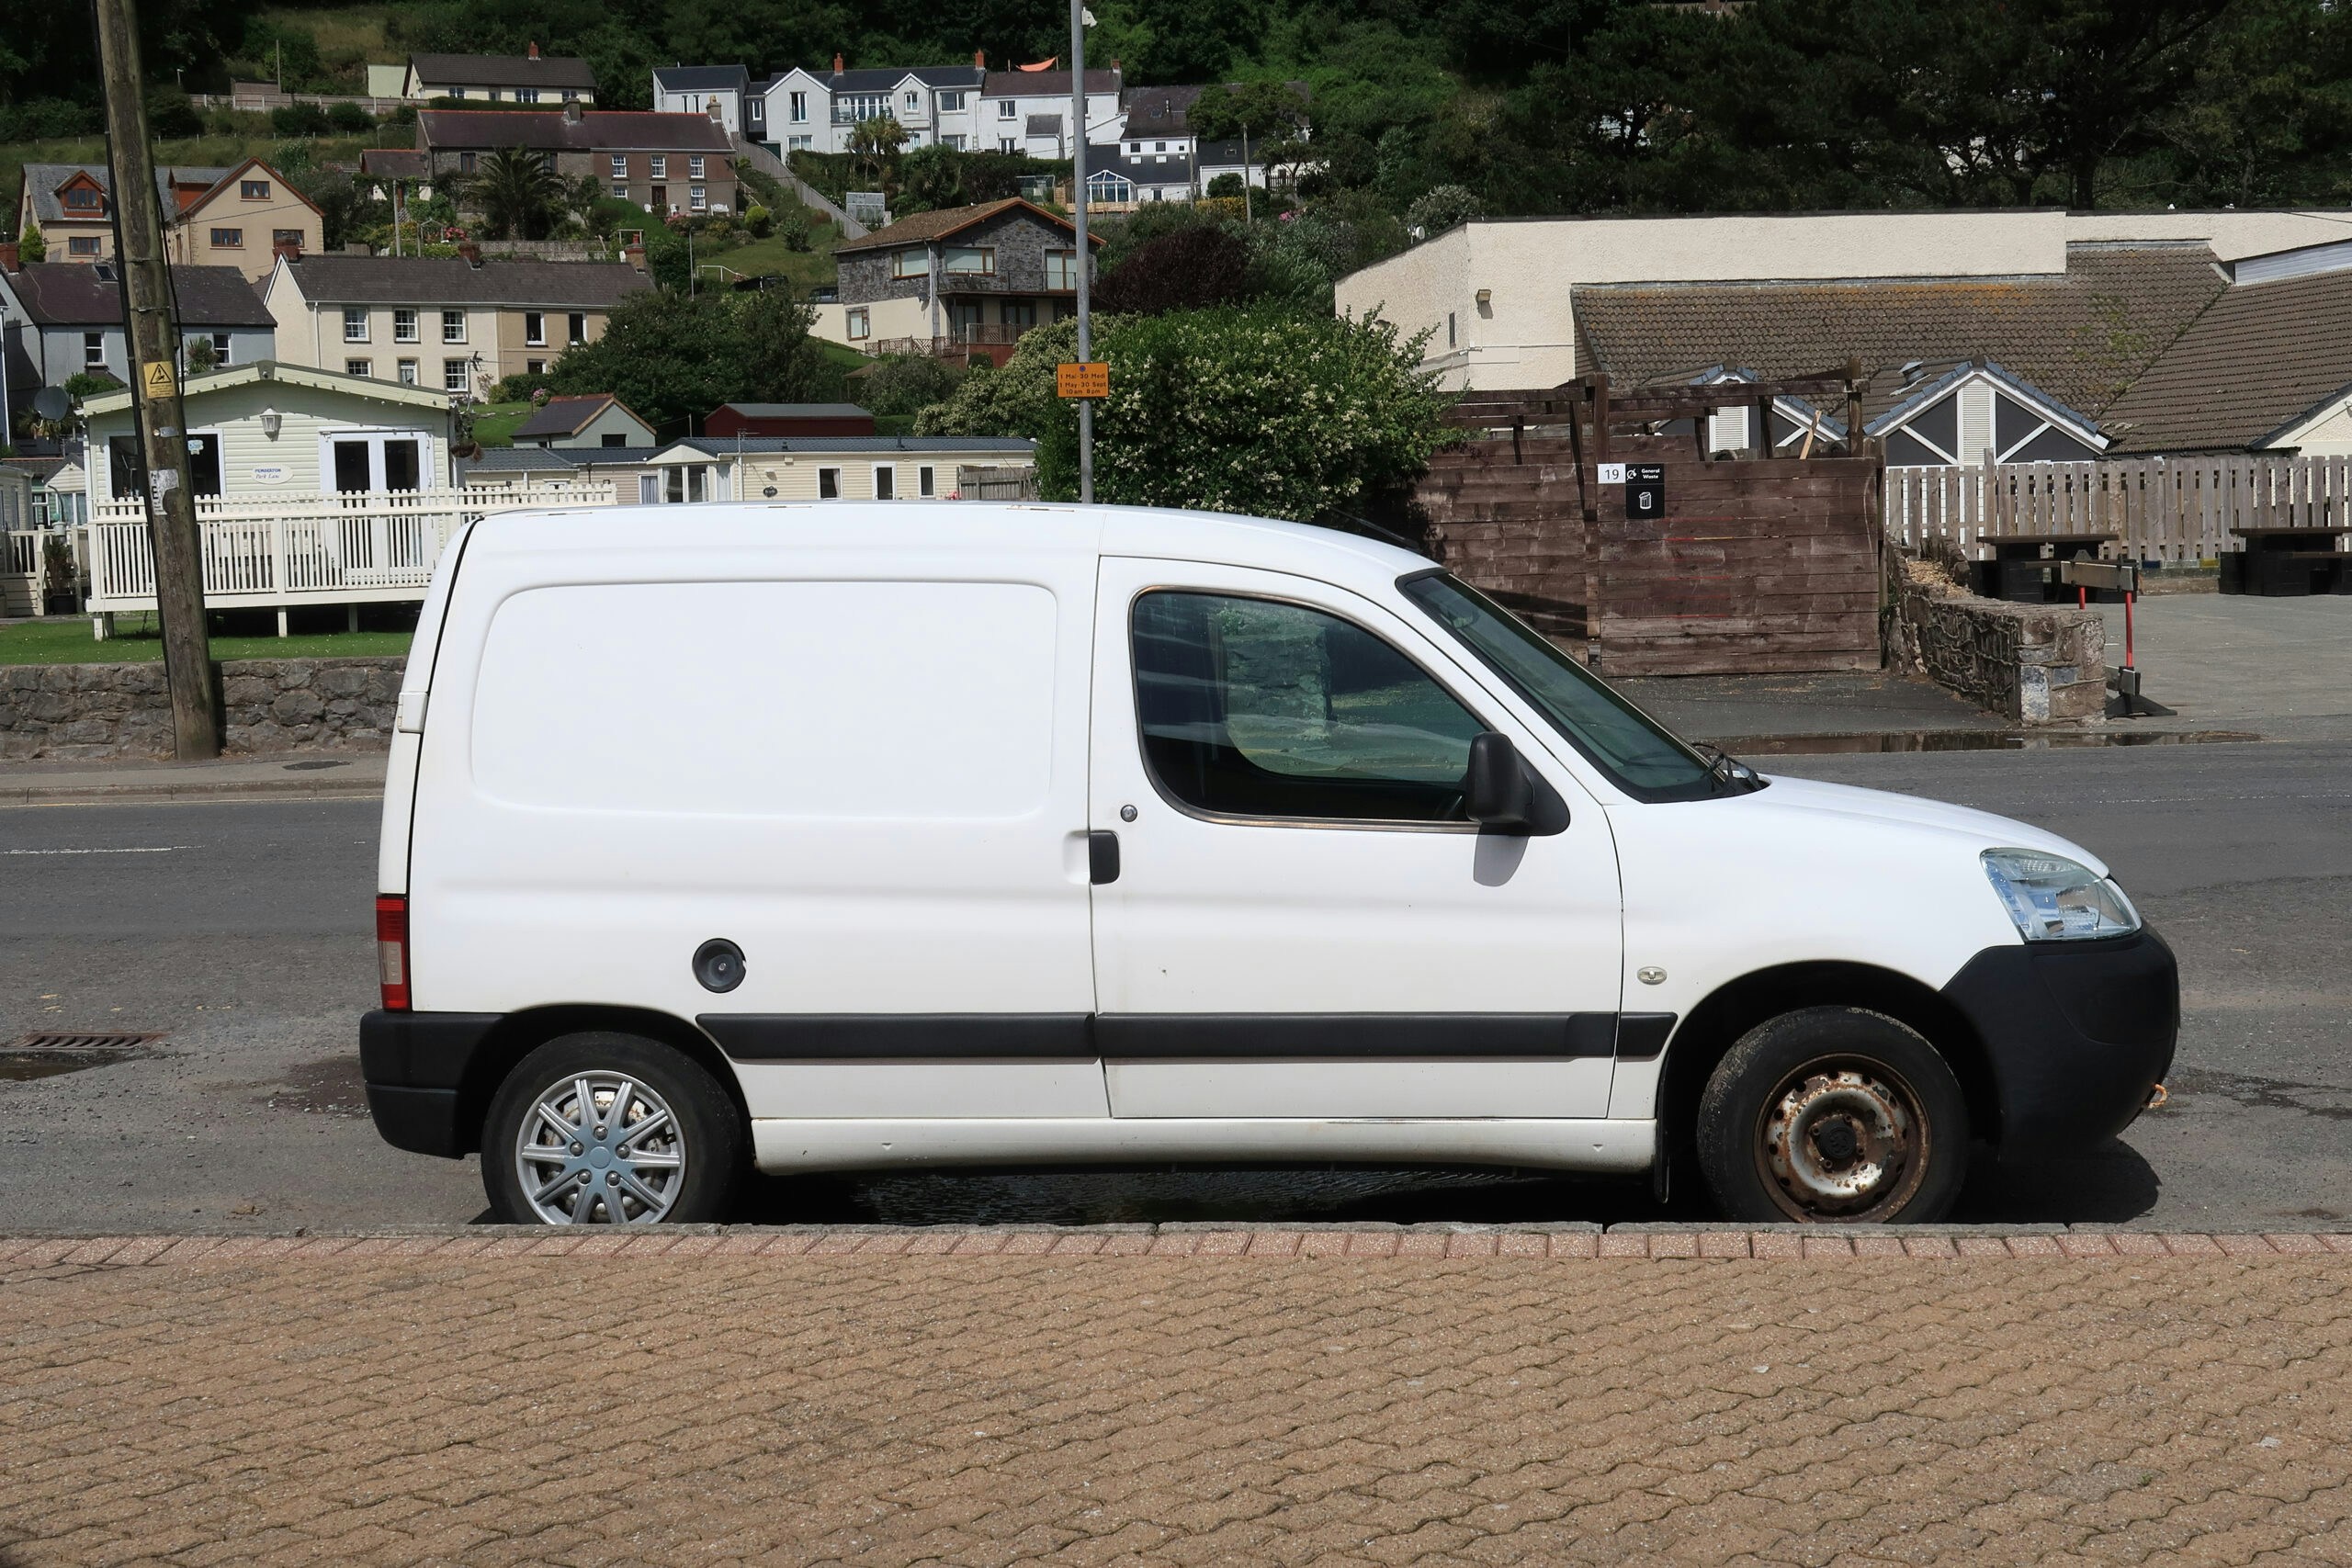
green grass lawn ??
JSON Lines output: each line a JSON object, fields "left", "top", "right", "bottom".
{"left": 0, "top": 616, "right": 412, "bottom": 666}
{"left": 695, "top": 210, "right": 842, "bottom": 300}
{"left": 469, "top": 401, "right": 534, "bottom": 448}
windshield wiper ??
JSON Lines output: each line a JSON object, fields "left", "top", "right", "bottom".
{"left": 1691, "top": 742, "right": 1764, "bottom": 794}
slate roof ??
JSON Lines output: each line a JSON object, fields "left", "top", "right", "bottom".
{"left": 983, "top": 69, "right": 1121, "bottom": 97}
{"left": 20, "top": 163, "right": 233, "bottom": 225}
{"left": 512, "top": 394, "right": 651, "bottom": 440}
{"left": 2098, "top": 269, "right": 2352, "bottom": 453}
{"left": 1122, "top": 85, "right": 1207, "bottom": 135}
{"left": 410, "top": 52, "right": 597, "bottom": 91}
{"left": 835, "top": 198, "right": 1102, "bottom": 254}
{"left": 358, "top": 150, "right": 430, "bottom": 180}
{"left": 714, "top": 403, "right": 871, "bottom": 418}
{"left": 783, "top": 65, "right": 985, "bottom": 93}
{"left": 1025, "top": 113, "right": 1064, "bottom": 138}
{"left": 653, "top": 64, "right": 749, "bottom": 94}
{"left": 276, "top": 255, "right": 653, "bottom": 309}
{"left": 417, "top": 109, "right": 733, "bottom": 153}
{"left": 6, "top": 263, "right": 270, "bottom": 327}
{"left": 1572, "top": 243, "right": 2227, "bottom": 418}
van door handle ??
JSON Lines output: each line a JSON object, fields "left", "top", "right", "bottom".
{"left": 1088, "top": 829, "right": 1120, "bottom": 886}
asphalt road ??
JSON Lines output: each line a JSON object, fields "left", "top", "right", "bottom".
{"left": 3, "top": 739, "right": 2347, "bottom": 1233}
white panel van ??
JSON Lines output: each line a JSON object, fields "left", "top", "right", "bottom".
{"left": 363, "top": 503, "right": 2177, "bottom": 1225}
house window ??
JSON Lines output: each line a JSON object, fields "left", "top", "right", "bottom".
{"left": 63, "top": 186, "right": 101, "bottom": 211}
{"left": 516, "top": 88, "right": 538, "bottom": 104}
{"left": 562, "top": 89, "right": 579, "bottom": 103}
{"left": 210, "top": 227, "right": 243, "bottom": 248}
{"left": 943, "top": 134, "right": 965, "bottom": 150}
{"left": 846, "top": 307, "right": 869, "bottom": 340}
{"left": 788, "top": 135, "right": 814, "bottom": 152}
{"left": 1001, "top": 299, "right": 1036, "bottom": 329}
{"left": 240, "top": 179, "right": 269, "bottom": 199}
{"left": 458, "top": 151, "right": 477, "bottom": 174}
{"left": 690, "top": 185, "right": 707, "bottom": 212}
{"left": 442, "top": 310, "right": 465, "bottom": 343}
{"left": 1045, "top": 249, "right": 1078, "bottom": 289}
{"left": 448, "top": 87, "right": 466, "bottom": 100}
{"left": 663, "top": 464, "right": 707, "bottom": 502}
{"left": 68, "top": 236, "right": 102, "bottom": 256}
{"left": 526, "top": 358, "right": 544, "bottom": 375}
{"left": 1155, "top": 141, "right": 1168, "bottom": 152}
{"left": 874, "top": 465, "right": 896, "bottom": 500}
{"left": 612, "top": 184, "right": 629, "bottom": 199}
{"left": 834, "top": 93, "right": 888, "bottom": 123}
{"left": 918, "top": 465, "right": 935, "bottom": 497}
{"left": 1127, "top": 141, "right": 1141, "bottom": 153}
{"left": 443, "top": 358, "right": 469, "bottom": 392}
{"left": 943, "top": 246, "right": 994, "bottom": 275}
{"left": 610, "top": 154, "right": 628, "bottom": 178}
{"left": 210, "top": 332, "right": 232, "bottom": 364}
{"left": 789, "top": 92, "right": 808, "bottom": 123}
{"left": 689, "top": 155, "right": 705, "bottom": 178}
{"left": 568, "top": 312, "right": 585, "bottom": 344}
{"left": 1446, "top": 311, "right": 1456, "bottom": 349}
{"left": 602, "top": 433, "right": 626, "bottom": 447}
{"left": 650, "top": 155, "right": 667, "bottom": 178}
{"left": 997, "top": 137, "right": 1017, "bottom": 153}
{"left": 397, "top": 359, "right": 418, "bottom": 385}
{"left": 84, "top": 332, "right": 106, "bottom": 368}
{"left": 345, "top": 358, "right": 373, "bottom": 378}
{"left": 638, "top": 474, "right": 660, "bottom": 504}
{"left": 904, "top": 91, "right": 919, "bottom": 110}
{"left": 998, "top": 99, "right": 1017, "bottom": 118}
{"left": 272, "top": 228, "right": 303, "bottom": 250}
{"left": 343, "top": 308, "right": 368, "bottom": 342}
{"left": 1087, "top": 170, "right": 1134, "bottom": 203}
{"left": 938, "top": 91, "right": 966, "bottom": 112}
{"left": 525, "top": 311, "right": 546, "bottom": 345}
{"left": 892, "top": 249, "right": 930, "bottom": 278}
{"left": 393, "top": 309, "right": 418, "bottom": 343}
{"left": 818, "top": 467, "right": 841, "bottom": 499}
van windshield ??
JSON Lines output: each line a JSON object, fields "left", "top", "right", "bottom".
{"left": 1399, "top": 571, "right": 1727, "bottom": 801}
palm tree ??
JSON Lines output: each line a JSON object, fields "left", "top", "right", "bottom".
{"left": 466, "top": 148, "right": 566, "bottom": 242}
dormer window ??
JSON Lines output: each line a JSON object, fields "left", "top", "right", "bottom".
{"left": 63, "top": 185, "right": 102, "bottom": 211}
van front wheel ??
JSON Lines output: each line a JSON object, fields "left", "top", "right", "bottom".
{"left": 482, "top": 1033, "right": 743, "bottom": 1225}
{"left": 1694, "top": 1007, "right": 1968, "bottom": 1224}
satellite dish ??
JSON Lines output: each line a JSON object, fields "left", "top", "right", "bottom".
{"left": 32, "top": 387, "right": 71, "bottom": 422}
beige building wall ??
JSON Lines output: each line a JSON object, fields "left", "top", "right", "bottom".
{"left": 2270, "top": 394, "right": 2352, "bottom": 455}
{"left": 1337, "top": 210, "right": 2075, "bottom": 391}
{"left": 265, "top": 271, "right": 613, "bottom": 395}
{"left": 2064, "top": 210, "right": 2352, "bottom": 264}
{"left": 811, "top": 294, "right": 932, "bottom": 349}
{"left": 170, "top": 178, "right": 323, "bottom": 282}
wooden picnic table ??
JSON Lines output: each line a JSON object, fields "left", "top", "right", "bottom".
{"left": 1971, "top": 533, "right": 2119, "bottom": 603}
{"left": 2224, "top": 525, "right": 2352, "bottom": 596}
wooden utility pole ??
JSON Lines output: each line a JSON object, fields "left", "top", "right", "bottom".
{"left": 94, "top": 0, "right": 221, "bottom": 758}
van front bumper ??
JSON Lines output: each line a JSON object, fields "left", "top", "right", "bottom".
{"left": 360, "top": 1010, "right": 503, "bottom": 1158}
{"left": 1939, "top": 927, "right": 2178, "bottom": 1152}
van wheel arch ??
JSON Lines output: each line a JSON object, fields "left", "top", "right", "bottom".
{"left": 1654, "top": 962, "right": 1998, "bottom": 1189}
{"left": 454, "top": 1006, "right": 750, "bottom": 1157}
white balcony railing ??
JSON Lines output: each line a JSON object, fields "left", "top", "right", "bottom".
{"left": 85, "top": 484, "right": 613, "bottom": 614}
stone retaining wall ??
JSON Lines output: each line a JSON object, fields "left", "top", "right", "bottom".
{"left": 1887, "top": 558, "right": 2106, "bottom": 724}
{"left": 0, "top": 657, "right": 404, "bottom": 761}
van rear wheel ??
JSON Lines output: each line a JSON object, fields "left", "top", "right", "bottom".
{"left": 482, "top": 1033, "right": 742, "bottom": 1225}
{"left": 1695, "top": 1007, "right": 1968, "bottom": 1224}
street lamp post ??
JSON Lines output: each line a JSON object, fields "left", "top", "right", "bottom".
{"left": 1069, "top": 0, "right": 1093, "bottom": 503}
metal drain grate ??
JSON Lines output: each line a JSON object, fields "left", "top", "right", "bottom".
{"left": 4, "top": 1031, "right": 166, "bottom": 1051}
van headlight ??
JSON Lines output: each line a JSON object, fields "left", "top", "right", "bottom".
{"left": 1981, "top": 849, "right": 2141, "bottom": 942}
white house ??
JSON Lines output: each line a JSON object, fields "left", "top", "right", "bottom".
{"left": 978, "top": 66, "right": 1124, "bottom": 155}
{"left": 458, "top": 434, "right": 1036, "bottom": 502}
{"left": 652, "top": 64, "right": 752, "bottom": 137}
{"left": 759, "top": 57, "right": 989, "bottom": 154}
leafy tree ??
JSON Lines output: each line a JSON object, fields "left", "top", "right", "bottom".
{"left": 148, "top": 85, "right": 204, "bottom": 140}
{"left": 848, "top": 116, "right": 910, "bottom": 186}
{"left": 538, "top": 288, "right": 835, "bottom": 428}
{"left": 270, "top": 102, "right": 333, "bottom": 137}
{"left": 182, "top": 334, "right": 218, "bottom": 372}
{"left": 1095, "top": 225, "right": 1252, "bottom": 314}
{"left": 915, "top": 317, "right": 1078, "bottom": 440}
{"left": 859, "top": 354, "right": 963, "bottom": 416}
{"left": 1404, "top": 184, "right": 1482, "bottom": 236}
{"left": 1206, "top": 173, "right": 1248, "bottom": 199}
{"left": 466, "top": 149, "right": 567, "bottom": 242}
{"left": 1187, "top": 81, "right": 1311, "bottom": 149}
{"left": 897, "top": 145, "right": 967, "bottom": 214}
{"left": 327, "top": 102, "right": 375, "bottom": 134}
{"left": 17, "top": 225, "right": 45, "bottom": 264}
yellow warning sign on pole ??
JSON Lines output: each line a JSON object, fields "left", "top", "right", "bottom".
{"left": 141, "top": 359, "right": 177, "bottom": 399}
{"left": 1057, "top": 361, "right": 1109, "bottom": 400}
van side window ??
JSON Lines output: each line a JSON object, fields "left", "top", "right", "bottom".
{"left": 1131, "top": 591, "right": 1486, "bottom": 824}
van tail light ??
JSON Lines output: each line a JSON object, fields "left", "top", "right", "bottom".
{"left": 375, "top": 895, "right": 411, "bottom": 1011}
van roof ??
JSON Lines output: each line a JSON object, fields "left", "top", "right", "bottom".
{"left": 462, "top": 501, "right": 1434, "bottom": 581}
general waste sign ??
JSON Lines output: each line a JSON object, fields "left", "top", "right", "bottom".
{"left": 1624, "top": 463, "right": 1667, "bottom": 519}
{"left": 1057, "top": 362, "right": 1109, "bottom": 399}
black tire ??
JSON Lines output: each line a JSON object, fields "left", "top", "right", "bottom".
{"left": 481, "top": 1032, "right": 744, "bottom": 1225}
{"left": 1694, "top": 1007, "right": 1969, "bottom": 1224}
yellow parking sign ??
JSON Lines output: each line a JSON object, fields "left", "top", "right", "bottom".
{"left": 1057, "top": 362, "right": 1109, "bottom": 400}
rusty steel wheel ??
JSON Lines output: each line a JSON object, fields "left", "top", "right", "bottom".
{"left": 1696, "top": 1007, "right": 1969, "bottom": 1225}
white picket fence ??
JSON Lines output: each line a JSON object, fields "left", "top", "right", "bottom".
{"left": 1888, "top": 455, "right": 2352, "bottom": 563}
{"left": 85, "top": 485, "right": 612, "bottom": 615}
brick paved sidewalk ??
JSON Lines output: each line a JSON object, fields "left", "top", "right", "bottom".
{"left": 5, "top": 1229, "right": 2351, "bottom": 1567}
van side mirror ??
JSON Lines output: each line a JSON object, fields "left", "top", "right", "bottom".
{"left": 1464, "top": 731, "right": 1568, "bottom": 834}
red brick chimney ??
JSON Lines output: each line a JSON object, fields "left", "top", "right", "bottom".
{"left": 832, "top": 51, "right": 844, "bottom": 73}
{"left": 527, "top": 40, "right": 541, "bottom": 61}
{"left": 974, "top": 49, "right": 986, "bottom": 69}
{"left": 0, "top": 241, "right": 17, "bottom": 273}
{"left": 458, "top": 241, "right": 482, "bottom": 267}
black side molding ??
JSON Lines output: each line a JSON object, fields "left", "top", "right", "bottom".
{"left": 1614, "top": 1013, "right": 1679, "bottom": 1062}
{"left": 698, "top": 1012, "right": 1637, "bottom": 1061}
